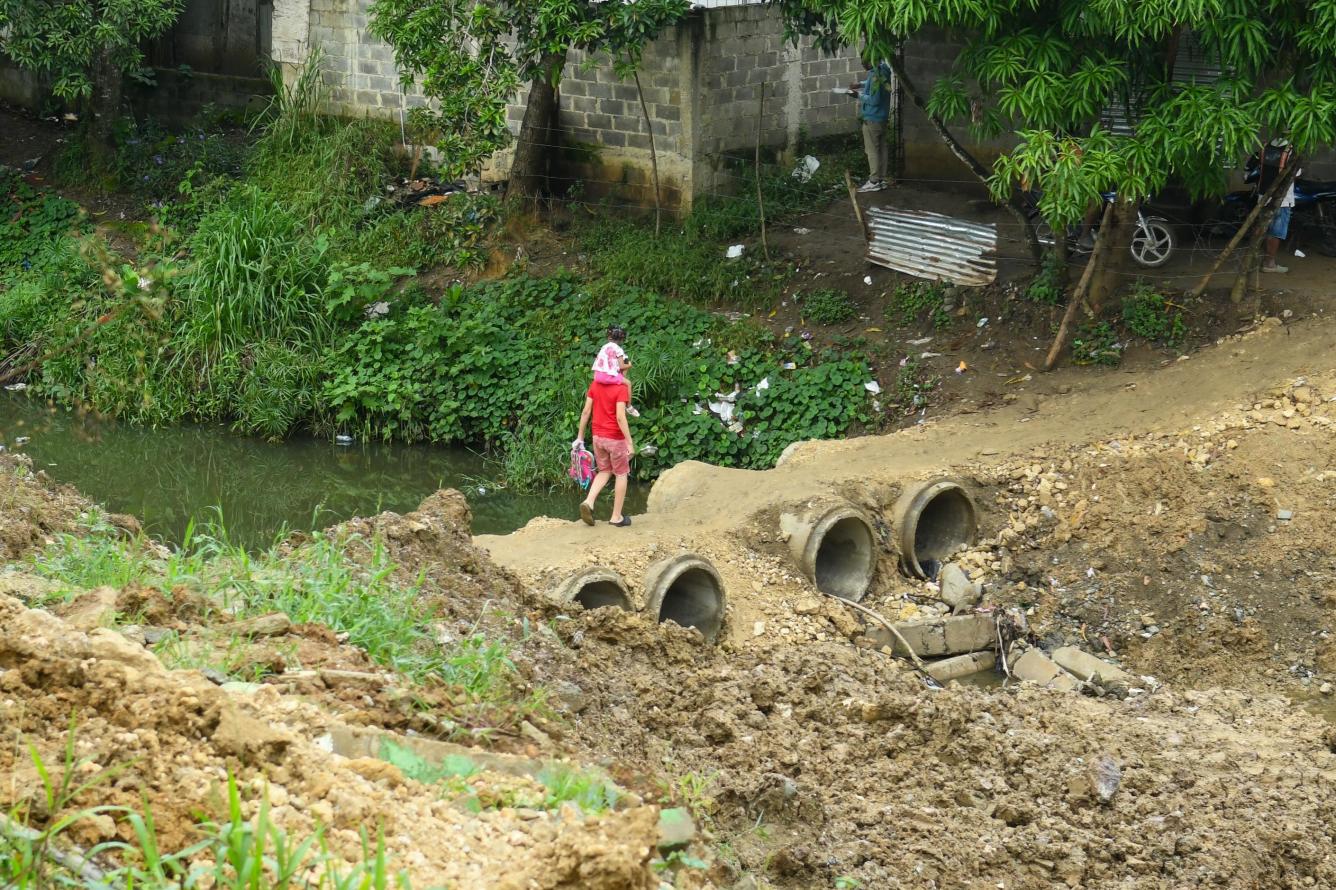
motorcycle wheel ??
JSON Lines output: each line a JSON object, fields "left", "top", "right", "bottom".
{"left": 1130, "top": 217, "right": 1175, "bottom": 268}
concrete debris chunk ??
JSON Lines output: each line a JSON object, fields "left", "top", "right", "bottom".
{"left": 938, "top": 562, "right": 983, "bottom": 614}
{"left": 926, "top": 650, "right": 995, "bottom": 683}
{"left": 1051, "top": 646, "right": 1135, "bottom": 686}
{"left": 1011, "top": 649, "right": 1080, "bottom": 691}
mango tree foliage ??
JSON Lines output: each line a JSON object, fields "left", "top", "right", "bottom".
{"left": 0, "top": 0, "right": 184, "bottom": 100}
{"left": 370, "top": 0, "right": 688, "bottom": 187}
{"left": 779, "top": 0, "right": 1336, "bottom": 232}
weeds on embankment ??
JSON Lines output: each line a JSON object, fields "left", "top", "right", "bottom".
{"left": 25, "top": 512, "right": 533, "bottom": 719}
{"left": 2, "top": 729, "right": 411, "bottom": 890}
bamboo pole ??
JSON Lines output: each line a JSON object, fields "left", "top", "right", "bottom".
{"left": 754, "top": 82, "right": 769, "bottom": 260}
{"left": 1044, "top": 201, "right": 1116, "bottom": 371}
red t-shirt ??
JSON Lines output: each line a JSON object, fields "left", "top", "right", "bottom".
{"left": 588, "top": 381, "right": 630, "bottom": 439}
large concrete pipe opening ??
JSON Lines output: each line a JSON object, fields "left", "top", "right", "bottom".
{"left": 553, "top": 568, "right": 633, "bottom": 612}
{"left": 893, "top": 480, "right": 978, "bottom": 579}
{"left": 781, "top": 504, "right": 877, "bottom": 601}
{"left": 643, "top": 555, "right": 726, "bottom": 643}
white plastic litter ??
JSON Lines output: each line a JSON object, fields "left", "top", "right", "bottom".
{"left": 863, "top": 275, "right": 873, "bottom": 285}
{"left": 1295, "top": 249, "right": 1307, "bottom": 258}
{"left": 977, "top": 317, "right": 989, "bottom": 328}
{"left": 864, "top": 380, "right": 882, "bottom": 395}
{"left": 754, "top": 377, "right": 770, "bottom": 394}
{"left": 4, "top": 383, "right": 27, "bottom": 391}
{"left": 793, "top": 227, "right": 811, "bottom": 235}
{"left": 908, "top": 336, "right": 933, "bottom": 346}
{"left": 792, "top": 155, "right": 820, "bottom": 182}
{"left": 726, "top": 244, "right": 745, "bottom": 259}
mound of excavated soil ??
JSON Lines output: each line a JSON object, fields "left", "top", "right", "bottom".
{"left": 532, "top": 607, "right": 1336, "bottom": 889}
{"left": 0, "top": 453, "right": 94, "bottom": 560}
{"left": 0, "top": 595, "right": 662, "bottom": 889}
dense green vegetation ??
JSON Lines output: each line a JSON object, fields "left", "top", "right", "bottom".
{"left": 0, "top": 69, "right": 897, "bottom": 491}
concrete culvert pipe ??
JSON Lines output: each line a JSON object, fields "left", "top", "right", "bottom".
{"left": 893, "top": 479, "right": 978, "bottom": 579}
{"left": 643, "top": 555, "right": 726, "bottom": 643}
{"left": 780, "top": 504, "right": 877, "bottom": 601}
{"left": 552, "top": 568, "right": 633, "bottom": 612}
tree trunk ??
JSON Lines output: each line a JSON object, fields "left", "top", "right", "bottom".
{"left": 1189, "top": 163, "right": 1298, "bottom": 298}
{"left": 886, "top": 52, "right": 1044, "bottom": 266}
{"left": 90, "top": 46, "right": 123, "bottom": 164}
{"left": 1044, "top": 201, "right": 1114, "bottom": 370}
{"left": 1086, "top": 195, "right": 1138, "bottom": 310}
{"left": 507, "top": 52, "right": 566, "bottom": 203}
{"left": 632, "top": 70, "right": 661, "bottom": 237}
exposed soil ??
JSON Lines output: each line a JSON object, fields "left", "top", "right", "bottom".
{"left": 7, "top": 313, "right": 1336, "bottom": 887}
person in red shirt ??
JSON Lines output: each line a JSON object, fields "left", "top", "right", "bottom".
{"left": 575, "top": 378, "right": 634, "bottom": 527}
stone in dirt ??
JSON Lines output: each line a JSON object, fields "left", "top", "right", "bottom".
{"left": 1012, "top": 648, "right": 1080, "bottom": 691}
{"left": 937, "top": 563, "right": 983, "bottom": 614}
{"left": 221, "top": 612, "right": 292, "bottom": 637}
{"left": 656, "top": 807, "right": 695, "bottom": 852}
{"left": 61, "top": 586, "right": 119, "bottom": 631}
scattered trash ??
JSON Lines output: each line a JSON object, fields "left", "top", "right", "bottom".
{"left": 864, "top": 380, "right": 882, "bottom": 395}
{"left": 791, "top": 155, "right": 820, "bottom": 182}
{"left": 726, "top": 350, "right": 740, "bottom": 365}
{"left": 1277, "top": 509, "right": 1294, "bottom": 521}
{"left": 335, "top": 434, "right": 354, "bottom": 445}
{"left": 955, "top": 361, "right": 969, "bottom": 374}
{"left": 364, "top": 301, "right": 390, "bottom": 318}
{"left": 726, "top": 244, "right": 745, "bottom": 259}
{"left": 920, "top": 351, "right": 941, "bottom": 358}
{"left": 908, "top": 336, "right": 933, "bottom": 346}
{"left": 1295, "top": 249, "right": 1306, "bottom": 258}
{"left": 14, "top": 437, "right": 30, "bottom": 446}
{"left": 3, "top": 383, "right": 28, "bottom": 391}
{"left": 976, "top": 317, "right": 989, "bottom": 328}
{"left": 863, "top": 275, "right": 873, "bottom": 285}
{"left": 754, "top": 377, "right": 770, "bottom": 394}
{"left": 793, "top": 227, "right": 812, "bottom": 235}
{"left": 782, "top": 361, "right": 797, "bottom": 370}
{"left": 639, "top": 444, "right": 658, "bottom": 456}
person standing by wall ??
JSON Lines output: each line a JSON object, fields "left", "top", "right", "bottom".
{"left": 848, "top": 53, "right": 894, "bottom": 192}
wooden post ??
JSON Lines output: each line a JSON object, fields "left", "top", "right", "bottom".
{"left": 755, "top": 82, "right": 769, "bottom": 261}
{"left": 845, "top": 170, "right": 869, "bottom": 242}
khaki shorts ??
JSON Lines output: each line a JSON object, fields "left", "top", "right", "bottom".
{"left": 592, "top": 436, "right": 631, "bottom": 476}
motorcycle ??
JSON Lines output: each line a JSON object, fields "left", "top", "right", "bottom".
{"left": 1025, "top": 191, "right": 1178, "bottom": 268}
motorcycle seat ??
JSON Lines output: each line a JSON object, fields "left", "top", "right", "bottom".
{"left": 1298, "top": 178, "right": 1336, "bottom": 197}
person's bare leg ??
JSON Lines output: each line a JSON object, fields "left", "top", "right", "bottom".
{"left": 609, "top": 474, "right": 628, "bottom": 523}
{"left": 1266, "top": 236, "right": 1280, "bottom": 264}
{"left": 583, "top": 471, "right": 612, "bottom": 510}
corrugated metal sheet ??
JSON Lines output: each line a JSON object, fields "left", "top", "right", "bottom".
{"left": 1101, "top": 31, "right": 1222, "bottom": 136}
{"left": 864, "top": 207, "right": 998, "bottom": 286}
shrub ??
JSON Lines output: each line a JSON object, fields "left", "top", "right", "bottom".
{"left": 1026, "top": 252, "right": 1066, "bottom": 304}
{"left": 1122, "top": 283, "right": 1186, "bottom": 347}
{"left": 886, "top": 281, "right": 950, "bottom": 329}
{"left": 800, "top": 288, "right": 857, "bottom": 325}
{"left": 324, "top": 275, "right": 878, "bottom": 488}
{"left": 1071, "top": 321, "right": 1122, "bottom": 366}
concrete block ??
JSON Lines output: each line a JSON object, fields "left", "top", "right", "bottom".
{"left": 943, "top": 614, "right": 996, "bottom": 653}
{"left": 355, "top": 89, "right": 379, "bottom": 107}
{"left": 601, "top": 130, "right": 626, "bottom": 148}
{"left": 926, "top": 650, "right": 996, "bottom": 683}
{"left": 1012, "top": 649, "right": 1080, "bottom": 691}
{"left": 1051, "top": 647, "right": 1135, "bottom": 686}
{"left": 599, "top": 98, "right": 627, "bottom": 117}
{"left": 612, "top": 114, "right": 644, "bottom": 134}
{"left": 870, "top": 614, "right": 996, "bottom": 658}
{"left": 587, "top": 112, "right": 613, "bottom": 131}
{"left": 657, "top": 104, "right": 680, "bottom": 122}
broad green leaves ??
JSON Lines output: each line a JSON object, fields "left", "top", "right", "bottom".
{"left": 0, "top": 0, "right": 184, "bottom": 99}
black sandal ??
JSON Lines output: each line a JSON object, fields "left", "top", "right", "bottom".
{"left": 609, "top": 516, "right": 632, "bottom": 527}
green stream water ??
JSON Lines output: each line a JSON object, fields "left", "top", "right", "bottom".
{"left": 0, "top": 395, "right": 648, "bottom": 549}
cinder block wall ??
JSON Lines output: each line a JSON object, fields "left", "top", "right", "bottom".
{"left": 278, "top": 0, "right": 862, "bottom": 208}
